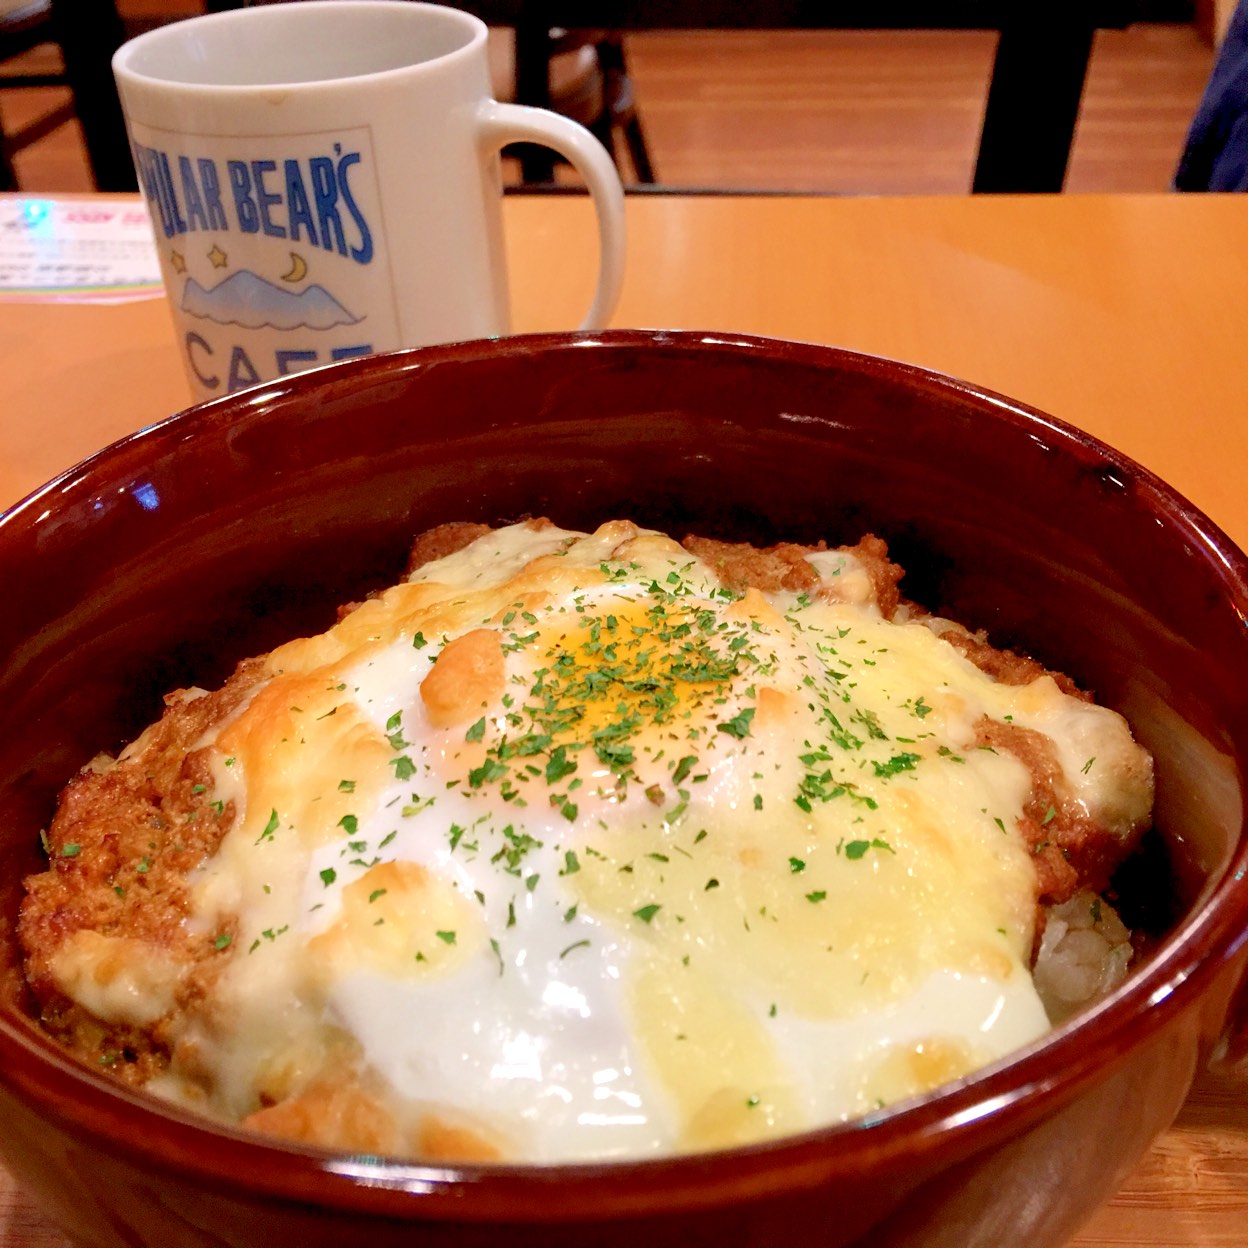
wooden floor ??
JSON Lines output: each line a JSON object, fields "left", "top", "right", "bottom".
{"left": 1, "top": 20, "right": 1214, "bottom": 196}
{"left": 623, "top": 24, "right": 1214, "bottom": 194}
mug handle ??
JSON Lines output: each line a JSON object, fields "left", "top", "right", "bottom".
{"left": 475, "top": 100, "right": 626, "bottom": 331}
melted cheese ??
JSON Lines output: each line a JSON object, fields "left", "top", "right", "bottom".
{"left": 50, "top": 931, "right": 182, "bottom": 1028}
{"left": 136, "top": 521, "right": 1150, "bottom": 1160}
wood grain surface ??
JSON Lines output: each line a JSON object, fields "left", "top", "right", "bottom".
{"left": 0, "top": 191, "right": 1244, "bottom": 1246}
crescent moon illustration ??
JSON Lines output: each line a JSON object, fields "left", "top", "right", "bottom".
{"left": 279, "top": 252, "right": 308, "bottom": 283}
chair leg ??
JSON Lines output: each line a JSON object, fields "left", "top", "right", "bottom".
{"left": 516, "top": 17, "right": 558, "bottom": 183}
{"left": 587, "top": 108, "right": 619, "bottom": 169}
{"left": 51, "top": 0, "right": 137, "bottom": 190}
{"left": 623, "top": 114, "right": 655, "bottom": 184}
{"left": 595, "top": 35, "right": 655, "bottom": 185}
{"left": 0, "top": 142, "right": 18, "bottom": 193}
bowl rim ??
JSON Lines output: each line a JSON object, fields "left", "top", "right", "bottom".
{"left": 2, "top": 328, "right": 1247, "bottom": 1219}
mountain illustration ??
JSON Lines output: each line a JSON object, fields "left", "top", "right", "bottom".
{"left": 181, "top": 270, "right": 361, "bottom": 331}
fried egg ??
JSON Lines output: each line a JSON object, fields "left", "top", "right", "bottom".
{"left": 129, "top": 520, "right": 1150, "bottom": 1161}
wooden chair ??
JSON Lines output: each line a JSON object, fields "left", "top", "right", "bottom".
{"left": 490, "top": 25, "right": 656, "bottom": 183}
{"left": 0, "top": 0, "right": 135, "bottom": 191}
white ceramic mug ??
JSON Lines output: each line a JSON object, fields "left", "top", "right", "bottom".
{"left": 112, "top": 0, "right": 626, "bottom": 400}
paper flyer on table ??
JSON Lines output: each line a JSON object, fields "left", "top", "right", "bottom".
{"left": 0, "top": 198, "right": 164, "bottom": 303}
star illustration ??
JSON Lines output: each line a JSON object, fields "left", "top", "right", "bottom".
{"left": 208, "top": 244, "right": 229, "bottom": 269}
{"left": 169, "top": 250, "right": 186, "bottom": 275}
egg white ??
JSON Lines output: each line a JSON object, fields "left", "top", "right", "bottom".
{"left": 149, "top": 520, "right": 1149, "bottom": 1161}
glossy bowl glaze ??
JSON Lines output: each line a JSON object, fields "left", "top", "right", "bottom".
{"left": 1, "top": 331, "right": 1246, "bottom": 1248}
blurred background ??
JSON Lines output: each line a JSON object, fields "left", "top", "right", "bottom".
{"left": 0, "top": 1, "right": 1230, "bottom": 195}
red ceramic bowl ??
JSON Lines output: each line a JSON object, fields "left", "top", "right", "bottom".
{"left": 1, "top": 331, "right": 1246, "bottom": 1248}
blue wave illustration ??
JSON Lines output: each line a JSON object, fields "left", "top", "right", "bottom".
{"left": 181, "top": 270, "right": 361, "bottom": 331}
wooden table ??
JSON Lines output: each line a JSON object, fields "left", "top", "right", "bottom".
{"left": 1, "top": 191, "right": 1246, "bottom": 1246}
